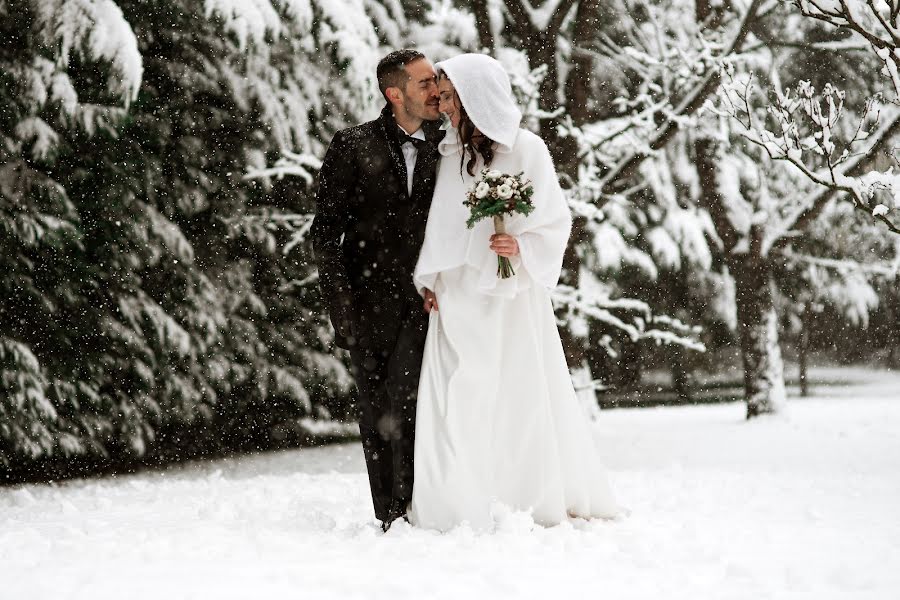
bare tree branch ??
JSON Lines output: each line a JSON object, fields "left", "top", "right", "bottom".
{"left": 548, "top": 0, "right": 581, "bottom": 36}
{"left": 502, "top": 0, "right": 535, "bottom": 38}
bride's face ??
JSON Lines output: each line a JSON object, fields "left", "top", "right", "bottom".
{"left": 438, "top": 77, "right": 462, "bottom": 129}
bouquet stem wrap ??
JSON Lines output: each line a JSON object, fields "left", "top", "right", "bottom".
{"left": 493, "top": 215, "right": 515, "bottom": 278}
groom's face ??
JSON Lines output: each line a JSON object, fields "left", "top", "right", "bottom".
{"left": 396, "top": 59, "right": 440, "bottom": 122}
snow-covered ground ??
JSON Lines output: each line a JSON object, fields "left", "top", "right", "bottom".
{"left": 2, "top": 366, "right": 898, "bottom": 600}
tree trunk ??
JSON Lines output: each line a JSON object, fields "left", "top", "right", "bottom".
{"left": 471, "top": 0, "right": 495, "bottom": 52}
{"left": 670, "top": 349, "right": 693, "bottom": 402}
{"left": 799, "top": 303, "right": 810, "bottom": 397}
{"left": 732, "top": 260, "right": 787, "bottom": 418}
{"left": 888, "top": 295, "right": 899, "bottom": 368}
{"left": 571, "top": 359, "right": 602, "bottom": 419}
{"left": 695, "top": 134, "right": 787, "bottom": 417}
{"left": 558, "top": 217, "right": 588, "bottom": 362}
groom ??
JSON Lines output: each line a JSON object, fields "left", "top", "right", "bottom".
{"left": 312, "top": 49, "right": 444, "bottom": 531}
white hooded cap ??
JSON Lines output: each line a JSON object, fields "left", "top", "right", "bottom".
{"left": 434, "top": 54, "right": 522, "bottom": 151}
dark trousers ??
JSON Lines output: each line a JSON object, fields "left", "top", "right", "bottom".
{"left": 349, "top": 301, "right": 427, "bottom": 523}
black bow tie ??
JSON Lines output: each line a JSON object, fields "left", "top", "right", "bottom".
{"left": 398, "top": 131, "right": 427, "bottom": 149}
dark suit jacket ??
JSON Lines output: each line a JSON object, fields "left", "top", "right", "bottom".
{"left": 312, "top": 105, "right": 445, "bottom": 350}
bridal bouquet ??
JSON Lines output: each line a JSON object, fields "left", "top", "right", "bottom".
{"left": 463, "top": 169, "right": 535, "bottom": 278}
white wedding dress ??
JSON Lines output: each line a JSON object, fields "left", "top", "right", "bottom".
{"left": 408, "top": 54, "right": 619, "bottom": 532}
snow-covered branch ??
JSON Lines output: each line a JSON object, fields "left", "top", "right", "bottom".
{"left": 264, "top": 212, "right": 316, "bottom": 256}
{"left": 222, "top": 211, "right": 315, "bottom": 256}
{"left": 581, "top": 0, "right": 765, "bottom": 203}
{"left": 35, "top": 0, "right": 144, "bottom": 106}
{"left": 714, "top": 70, "right": 900, "bottom": 239}
{"left": 598, "top": 0, "right": 762, "bottom": 196}
{"left": 502, "top": 0, "right": 578, "bottom": 35}
{"left": 244, "top": 151, "right": 322, "bottom": 186}
{"left": 787, "top": 249, "right": 900, "bottom": 277}
{"left": 551, "top": 284, "right": 706, "bottom": 352}
{"left": 793, "top": 0, "right": 900, "bottom": 98}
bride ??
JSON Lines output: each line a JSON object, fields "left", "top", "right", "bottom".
{"left": 408, "top": 53, "right": 620, "bottom": 531}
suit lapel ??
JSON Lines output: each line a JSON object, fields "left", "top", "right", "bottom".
{"left": 380, "top": 107, "right": 447, "bottom": 207}
{"left": 378, "top": 105, "right": 410, "bottom": 200}
{"left": 410, "top": 123, "right": 445, "bottom": 203}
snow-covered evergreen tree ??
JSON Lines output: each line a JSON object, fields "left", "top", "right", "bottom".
{"left": 0, "top": 0, "right": 143, "bottom": 464}
{"left": 0, "top": 0, "right": 378, "bottom": 471}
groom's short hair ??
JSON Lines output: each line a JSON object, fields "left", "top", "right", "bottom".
{"left": 377, "top": 49, "right": 426, "bottom": 100}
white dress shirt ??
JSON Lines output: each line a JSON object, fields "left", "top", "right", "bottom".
{"left": 398, "top": 124, "right": 426, "bottom": 196}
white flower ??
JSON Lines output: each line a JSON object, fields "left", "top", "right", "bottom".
{"left": 475, "top": 181, "right": 491, "bottom": 199}
{"left": 486, "top": 169, "right": 502, "bottom": 180}
{"left": 496, "top": 183, "right": 513, "bottom": 199}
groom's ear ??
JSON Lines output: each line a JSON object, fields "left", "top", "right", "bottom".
{"left": 385, "top": 86, "right": 403, "bottom": 106}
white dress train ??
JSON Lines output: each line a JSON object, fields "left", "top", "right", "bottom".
{"left": 408, "top": 265, "right": 619, "bottom": 531}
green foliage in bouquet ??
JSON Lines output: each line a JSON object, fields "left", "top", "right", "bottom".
{"left": 463, "top": 169, "right": 536, "bottom": 229}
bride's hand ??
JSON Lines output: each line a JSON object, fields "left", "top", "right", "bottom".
{"left": 490, "top": 233, "right": 519, "bottom": 258}
{"left": 423, "top": 288, "right": 439, "bottom": 313}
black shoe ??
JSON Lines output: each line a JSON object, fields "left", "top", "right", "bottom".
{"left": 381, "top": 511, "right": 409, "bottom": 533}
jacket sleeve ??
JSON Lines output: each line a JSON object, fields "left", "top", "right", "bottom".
{"left": 311, "top": 130, "right": 357, "bottom": 348}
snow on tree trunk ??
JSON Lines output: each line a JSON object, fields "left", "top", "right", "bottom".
{"left": 733, "top": 262, "right": 787, "bottom": 418}
{"left": 570, "top": 359, "right": 602, "bottom": 421}
{"left": 694, "top": 133, "right": 790, "bottom": 417}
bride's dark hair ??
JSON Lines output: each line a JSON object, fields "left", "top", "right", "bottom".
{"left": 438, "top": 71, "right": 495, "bottom": 176}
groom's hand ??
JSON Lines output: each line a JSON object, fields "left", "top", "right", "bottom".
{"left": 423, "top": 288, "right": 439, "bottom": 313}
{"left": 490, "top": 234, "right": 519, "bottom": 258}
{"left": 329, "top": 296, "right": 359, "bottom": 348}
